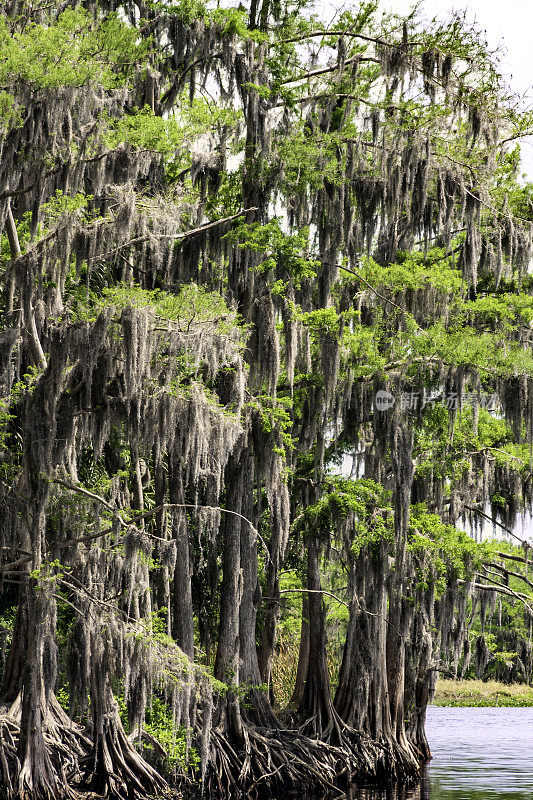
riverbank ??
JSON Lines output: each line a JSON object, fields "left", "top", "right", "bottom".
{"left": 433, "top": 679, "right": 533, "bottom": 706}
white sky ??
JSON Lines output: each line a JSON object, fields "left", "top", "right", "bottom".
{"left": 318, "top": 0, "right": 533, "bottom": 179}
{"left": 384, "top": 0, "right": 533, "bottom": 179}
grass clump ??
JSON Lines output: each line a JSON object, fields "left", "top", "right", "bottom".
{"left": 433, "top": 679, "right": 533, "bottom": 707}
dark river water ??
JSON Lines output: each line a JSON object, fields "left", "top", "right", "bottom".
{"left": 352, "top": 706, "right": 533, "bottom": 800}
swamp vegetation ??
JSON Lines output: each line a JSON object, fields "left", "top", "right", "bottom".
{"left": 432, "top": 679, "right": 533, "bottom": 706}
{"left": 0, "top": 0, "right": 533, "bottom": 798}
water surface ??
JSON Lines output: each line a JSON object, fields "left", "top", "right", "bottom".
{"left": 353, "top": 706, "right": 533, "bottom": 800}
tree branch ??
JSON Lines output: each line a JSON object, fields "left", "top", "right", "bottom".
{"left": 279, "top": 30, "right": 421, "bottom": 47}
{"left": 464, "top": 504, "right": 532, "bottom": 547}
{"left": 280, "top": 56, "right": 378, "bottom": 85}
{"left": 472, "top": 576, "right": 533, "bottom": 614}
{"left": 51, "top": 477, "right": 115, "bottom": 513}
{"left": 273, "top": 587, "right": 350, "bottom": 609}
{"left": 484, "top": 561, "right": 533, "bottom": 593}
{"left": 96, "top": 208, "right": 258, "bottom": 262}
{"left": 338, "top": 261, "right": 422, "bottom": 330}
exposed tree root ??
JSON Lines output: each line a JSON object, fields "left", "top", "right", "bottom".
{"left": 0, "top": 694, "right": 89, "bottom": 800}
{"left": 203, "top": 722, "right": 421, "bottom": 799}
{"left": 0, "top": 693, "right": 168, "bottom": 800}
{"left": 77, "top": 686, "right": 168, "bottom": 800}
{"left": 0, "top": 694, "right": 421, "bottom": 800}
{"left": 372, "top": 735, "right": 421, "bottom": 787}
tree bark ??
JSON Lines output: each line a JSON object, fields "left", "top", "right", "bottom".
{"left": 299, "top": 537, "right": 341, "bottom": 742}
{"left": 80, "top": 646, "right": 166, "bottom": 799}
{"left": 290, "top": 586, "right": 309, "bottom": 708}
{"left": 0, "top": 578, "right": 29, "bottom": 707}
{"left": 214, "top": 444, "right": 246, "bottom": 742}
{"left": 169, "top": 464, "right": 194, "bottom": 659}
{"left": 17, "top": 582, "right": 61, "bottom": 800}
{"left": 238, "top": 447, "right": 278, "bottom": 727}
{"left": 335, "top": 545, "right": 392, "bottom": 743}
{"left": 4, "top": 205, "right": 46, "bottom": 371}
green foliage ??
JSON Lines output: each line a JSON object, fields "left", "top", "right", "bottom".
{"left": 103, "top": 100, "right": 242, "bottom": 159}
{"left": 275, "top": 128, "right": 345, "bottom": 193}
{"left": 296, "top": 306, "right": 340, "bottom": 336}
{"left": 145, "top": 0, "right": 209, "bottom": 23}
{"left": 358, "top": 251, "right": 464, "bottom": 295}
{"left": 29, "top": 558, "right": 64, "bottom": 586}
{"left": 295, "top": 476, "right": 393, "bottom": 555}
{"left": 246, "top": 394, "right": 295, "bottom": 470}
{"left": 56, "top": 685, "right": 71, "bottom": 715}
{"left": 409, "top": 322, "right": 533, "bottom": 377}
{"left": 227, "top": 220, "right": 318, "bottom": 287}
{"left": 0, "top": 9, "right": 145, "bottom": 95}
{"left": 408, "top": 505, "right": 488, "bottom": 595}
{"left": 0, "top": 397, "right": 15, "bottom": 456}
{"left": 0, "top": 89, "right": 22, "bottom": 128}
{"left": 278, "top": 570, "right": 304, "bottom": 639}
{"left": 433, "top": 679, "right": 533, "bottom": 707}
{"left": 415, "top": 405, "right": 529, "bottom": 487}
{"left": 39, "top": 191, "right": 91, "bottom": 221}
{"left": 0, "top": 606, "right": 16, "bottom": 660}
{"left": 71, "top": 281, "right": 242, "bottom": 340}
{"left": 144, "top": 696, "right": 200, "bottom": 773}
{"left": 464, "top": 293, "right": 533, "bottom": 328}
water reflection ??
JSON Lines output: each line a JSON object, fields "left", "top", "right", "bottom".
{"left": 351, "top": 706, "right": 533, "bottom": 800}
{"left": 350, "top": 773, "right": 429, "bottom": 800}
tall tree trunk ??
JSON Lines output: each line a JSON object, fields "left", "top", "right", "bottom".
{"left": 257, "top": 460, "right": 290, "bottom": 699}
{"left": 169, "top": 464, "right": 194, "bottom": 659}
{"left": 5, "top": 204, "right": 46, "bottom": 371}
{"left": 16, "top": 494, "right": 63, "bottom": 800}
{"left": 238, "top": 448, "right": 278, "bottom": 727}
{"left": 335, "top": 545, "right": 392, "bottom": 746}
{"left": 405, "top": 583, "right": 436, "bottom": 762}
{"left": 152, "top": 448, "right": 171, "bottom": 636}
{"left": 257, "top": 570, "right": 280, "bottom": 699}
{"left": 17, "top": 582, "right": 61, "bottom": 800}
{"left": 299, "top": 537, "right": 341, "bottom": 742}
{"left": 385, "top": 423, "right": 419, "bottom": 774}
{"left": 335, "top": 551, "right": 371, "bottom": 731}
{"left": 0, "top": 578, "right": 29, "bottom": 707}
{"left": 366, "top": 556, "right": 392, "bottom": 745}
{"left": 80, "top": 639, "right": 166, "bottom": 799}
{"left": 290, "top": 586, "right": 309, "bottom": 708}
{"left": 214, "top": 444, "right": 246, "bottom": 742}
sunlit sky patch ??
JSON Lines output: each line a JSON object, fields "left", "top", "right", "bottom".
{"left": 316, "top": 0, "right": 533, "bottom": 180}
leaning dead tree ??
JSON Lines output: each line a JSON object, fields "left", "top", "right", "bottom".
{"left": 0, "top": 1, "right": 532, "bottom": 798}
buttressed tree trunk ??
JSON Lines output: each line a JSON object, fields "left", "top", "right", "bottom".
{"left": 335, "top": 544, "right": 391, "bottom": 742}
{"left": 385, "top": 424, "right": 419, "bottom": 776}
{"left": 299, "top": 536, "right": 342, "bottom": 742}
{"left": 238, "top": 447, "right": 279, "bottom": 728}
